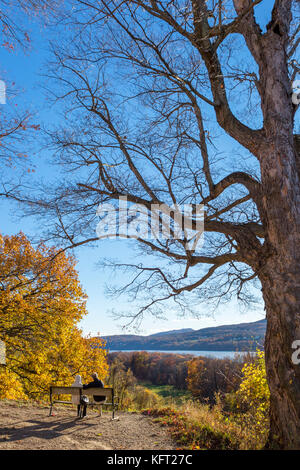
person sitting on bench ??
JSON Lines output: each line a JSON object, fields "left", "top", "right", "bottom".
{"left": 71, "top": 375, "right": 83, "bottom": 417}
{"left": 79, "top": 372, "right": 105, "bottom": 418}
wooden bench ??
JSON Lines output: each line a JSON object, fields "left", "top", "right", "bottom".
{"left": 82, "top": 387, "right": 118, "bottom": 419}
{"left": 49, "top": 386, "right": 118, "bottom": 419}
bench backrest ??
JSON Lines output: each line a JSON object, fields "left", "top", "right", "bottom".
{"left": 50, "top": 386, "right": 114, "bottom": 405}
{"left": 83, "top": 387, "right": 113, "bottom": 400}
{"left": 50, "top": 386, "right": 82, "bottom": 396}
{"left": 0, "top": 340, "right": 6, "bottom": 365}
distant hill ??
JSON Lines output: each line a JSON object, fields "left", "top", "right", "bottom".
{"left": 102, "top": 319, "right": 266, "bottom": 352}
{"left": 150, "top": 328, "right": 194, "bottom": 337}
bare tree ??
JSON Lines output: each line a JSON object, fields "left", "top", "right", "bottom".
{"left": 0, "top": 0, "right": 59, "bottom": 48}
{"left": 21, "top": 0, "right": 300, "bottom": 448}
{"left": 0, "top": 0, "right": 60, "bottom": 183}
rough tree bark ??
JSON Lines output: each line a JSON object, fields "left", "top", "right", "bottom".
{"left": 248, "top": 2, "right": 300, "bottom": 448}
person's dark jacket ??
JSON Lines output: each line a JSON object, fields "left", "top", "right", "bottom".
{"left": 83, "top": 378, "right": 104, "bottom": 389}
{"left": 83, "top": 378, "right": 105, "bottom": 402}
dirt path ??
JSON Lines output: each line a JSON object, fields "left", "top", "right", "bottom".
{"left": 0, "top": 402, "right": 176, "bottom": 450}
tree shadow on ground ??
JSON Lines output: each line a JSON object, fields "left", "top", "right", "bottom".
{"left": 0, "top": 415, "right": 99, "bottom": 443}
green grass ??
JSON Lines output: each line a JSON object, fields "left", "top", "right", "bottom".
{"left": 138, "top": 382, "right": 191, "bottom": 405}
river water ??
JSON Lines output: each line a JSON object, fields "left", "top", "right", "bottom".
{"left": 109, "top": 349, "right": 255, "bottom": 359}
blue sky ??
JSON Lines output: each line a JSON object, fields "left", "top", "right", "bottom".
{"left": 0, "top": 1, "right": 276, "bottom": 336}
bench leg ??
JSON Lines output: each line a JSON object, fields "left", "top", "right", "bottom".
{"left": 49, "top": 390, "right": 53, "bottom": 416}
{"left": 79, "top": 405, "right": 86, "bottom": 418}
{"left": 111, "top": 406, "right": 119, "bottom": 420}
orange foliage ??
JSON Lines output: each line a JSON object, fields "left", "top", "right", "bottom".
{"left": 0, "top": 232, "right": 108, "bottom": 399}
{"left": 186, "top": 358, "right": 206, "bottom": 397}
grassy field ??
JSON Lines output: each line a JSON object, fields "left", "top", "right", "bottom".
{"left": 138, "top": 382, "right": 192, "bottom": 405}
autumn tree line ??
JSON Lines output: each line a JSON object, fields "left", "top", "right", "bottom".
{"left": 108, "top": 350, "right": 254, "bottom": 404}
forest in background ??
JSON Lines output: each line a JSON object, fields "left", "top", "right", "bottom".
{"left": 108, "top": 350, "right": 253, "bottom": 403}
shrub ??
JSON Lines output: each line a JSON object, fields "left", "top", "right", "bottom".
{"left": 144, "top": 405, "right": 238, "bottom": 450}
{"left": 222, "top": 350, "right": 269, "bottom": 448}
{"left": 132, "top": 386, "right": 162, "bottom": 410}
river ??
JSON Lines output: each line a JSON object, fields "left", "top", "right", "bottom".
{"left": 109, "top": 349, "right": 255, "bottom": 359}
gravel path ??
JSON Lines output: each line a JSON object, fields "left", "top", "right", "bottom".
{"left": 0, "top": 402, "right": 176, "bottom": 450}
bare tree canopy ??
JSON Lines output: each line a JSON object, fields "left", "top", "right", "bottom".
{"left": 8, "top": 0, "right": 300, "bottom": 448}
{"left": 0, "top": 0, "right": 62, "bottom": 184}
{"left": 0, "top": 0, "right": 60, "bottom": 48}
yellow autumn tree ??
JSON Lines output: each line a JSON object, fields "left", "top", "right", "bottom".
{"left": 234, "top": 350, "right": 270, "bottom": 445}
{"left": 0, "top": 232, "right": 108, "bottom": 399}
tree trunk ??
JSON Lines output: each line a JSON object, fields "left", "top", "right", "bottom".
{"left": 252, "top": 8, "right": 300, "bottom": 448}
{"left": 260, "top": 258, "right": 300, "bottom": 449}
{"left": 258, "top": 135, "right": 300, "bottom": 448}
